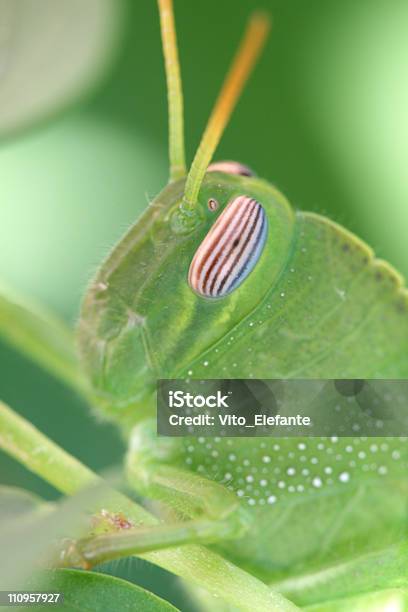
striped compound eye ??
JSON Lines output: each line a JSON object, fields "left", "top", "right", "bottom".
{"left": 188, "top": 195, "right": 267, "bottom": 298}
{"left": 207, "top": 160, "right": 255, "bottom": 177}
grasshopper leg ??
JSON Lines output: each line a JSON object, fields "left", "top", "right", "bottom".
{"left": 58, "top": 512, "right": 248, "bottom": 569}
{"left": 126, "top": 419, "right": 252, "bottom": 531}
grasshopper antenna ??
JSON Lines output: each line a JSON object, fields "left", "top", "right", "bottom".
{"left": 182, "top": 12, "right": 270, "bottom": 212}
{"left": 158, "top": 0, "right": 186, "bottom": 181}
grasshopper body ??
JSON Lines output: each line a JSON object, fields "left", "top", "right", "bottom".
{"left": 78, "top": 0, "right": 408, "bottom": 586}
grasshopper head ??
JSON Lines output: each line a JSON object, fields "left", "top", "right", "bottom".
{"left": 78, "top": 168, "right": 293, "bottom": 423}
{"left": 77, "top": 3, "right": 281, "bottom": 424}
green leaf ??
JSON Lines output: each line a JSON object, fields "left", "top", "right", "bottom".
{"left": 27, "top": 569, "right": 179, "bottom": 611}
{"left": 0, "top": 0, "right": 123, "bottom": 137}
{"left": 0, "top": 282, "right": 86, "bottom": 393}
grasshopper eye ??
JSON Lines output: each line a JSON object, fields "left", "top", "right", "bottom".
{"left": 188, "top": 195, "right": 267, "bottom": 298}
{"left": 208, "top": 198, "right": 219, "bottom": 211}
{"left": 207, "top": 160, "right": 255, "bottom": 177}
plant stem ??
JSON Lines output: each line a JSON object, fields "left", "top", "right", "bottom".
{"left": 0, "top": 286, "right": 88, "bottom": 397}
{"left": 0, "top": 401, "right": 95, "bottom": 495}
{"left": 0, "top": 401, "right": 298, "bottom": 611}
{"left": 0, "top": 400, "right": 151, "bottom": 523}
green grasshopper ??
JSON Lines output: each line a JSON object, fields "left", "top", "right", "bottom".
{"left": 77, "top": 0, "right": 408, "bottom": 601}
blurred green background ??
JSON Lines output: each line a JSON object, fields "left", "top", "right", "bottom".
{"left": 0, "top": 0, "right": 407, "bottom": 608}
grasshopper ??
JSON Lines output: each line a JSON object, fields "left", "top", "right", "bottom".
{"left": 76, "top": 0, "right": 408, "bottom": 602}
